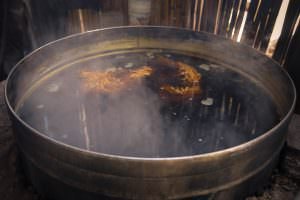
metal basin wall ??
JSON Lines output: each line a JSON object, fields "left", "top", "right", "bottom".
{"left": 5, "top": 27, "right": 296, "bottom": 200}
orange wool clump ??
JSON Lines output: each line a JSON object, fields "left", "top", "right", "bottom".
{"left": 80, "top": 71, "right": 124, "bottom": 93}
{"left": 129, "top": 66, "right": 153, "bottom": 79}
{"left": 80, "top": 66, "right": 153, "bottom": 93}
{"left": 79, "top": 57, "right": 202, "bottom": 99}
{"left": 177, "top": 62, "right": 201, "bottom": 84}
{"left": 158, "top": 58, "right": 202, "bottom": 97}
{"left": 160, "top": 85, "right": 201, "bottom": 96}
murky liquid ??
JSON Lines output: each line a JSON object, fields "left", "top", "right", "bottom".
{"left": 17, "top": 51, "right": 280, "bottom": 157}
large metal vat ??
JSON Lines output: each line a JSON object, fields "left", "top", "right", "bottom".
{"left": 5, "top": 27, "right": 296, "bottom": 199}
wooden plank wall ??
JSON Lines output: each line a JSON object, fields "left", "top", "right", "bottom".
{"left": 273, "top": 0, "right": 300, "bottom": 64}
{"left": 0, "top": 0, "right": 299, "bottom": 79}
{"left": 88, "top": 0, "right": 299, "bottom": 67}
{"left": 147, "top": 0, "right": 299, "bottom": 65}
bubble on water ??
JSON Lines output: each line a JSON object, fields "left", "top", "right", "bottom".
{"left": 105, "top": 67, "right": 116, "bottom": 72}
{"left": 198, "top": 64, "right": 210, "bottom": 71}
{"left": 125, "top": 63, "right": 134, "bottom": 68}
{"left": 201, "top": 98, "right": 214, "bottom": 106}
{"left": 36, "top": 104, "right": 44, "bottom": 109}
{"left": 47, "top": 83, "right": 60, "bottom": 93}
{"left": 62, "top": 134, "right": 68, "bottom": 139}
{"left": 146, "top": 52, "right": 154, "bottom": 59}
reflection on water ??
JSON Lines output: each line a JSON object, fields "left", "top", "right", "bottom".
{"left": 17, "top": 51, "right": 279, "bottom": 157}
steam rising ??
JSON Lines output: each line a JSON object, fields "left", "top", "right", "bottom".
{"left": 16, "top": 52, "right": 280, "bottom": 158}
{"left": 83, "top": 86, "right": 189, "bottom": 157}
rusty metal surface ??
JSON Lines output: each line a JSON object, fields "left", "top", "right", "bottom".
{"left": 4, "top": 27, "right": 297, "bottom": 199}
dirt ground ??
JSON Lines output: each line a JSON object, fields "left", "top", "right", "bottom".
{"left": 0, "top": 81, "right": 299, "bottom": 200}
